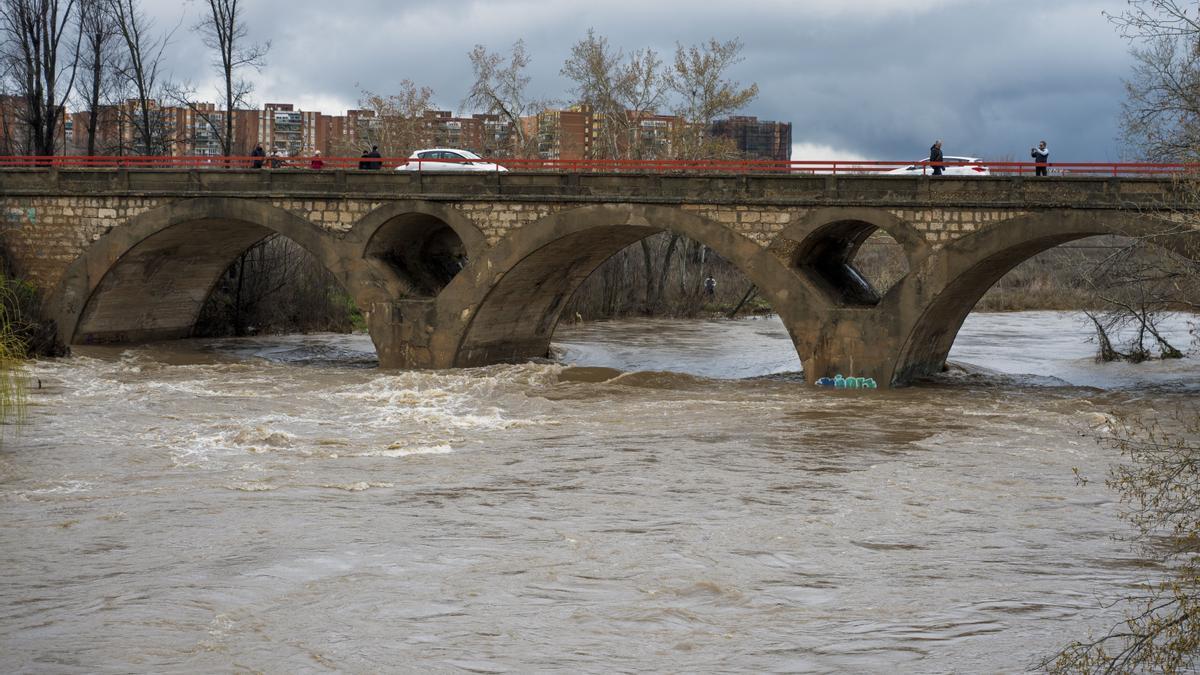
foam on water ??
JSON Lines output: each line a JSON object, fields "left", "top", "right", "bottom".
{"left": 347, "top": 444, "right": 456, "bottom": 458}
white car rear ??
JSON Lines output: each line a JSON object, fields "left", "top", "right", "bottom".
{"left": 396, "top": 148, "right": 508, "bottom": 172}
{"left": 886, "top": 156, "right": 990, "bottom": 176}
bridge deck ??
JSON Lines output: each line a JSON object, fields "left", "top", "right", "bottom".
{"left": 0, "top": 169, "right": 1186, "bottom": 209}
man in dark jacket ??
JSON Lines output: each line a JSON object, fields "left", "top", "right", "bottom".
{"left": 1031, "top": 140, "right": 1049, "bottom": 176}
{"left": 250, "top": 144, "right": 265, "bottom": 169}
{"left": 929, "top": 140, "right": 944, "bottom": 176}
{"left": 366, "top": 145, "right": 382, "bottom": 170}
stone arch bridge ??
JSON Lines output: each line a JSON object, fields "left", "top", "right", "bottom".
{"left": 1, "top": 169, "right": 1197, "bottom": 387}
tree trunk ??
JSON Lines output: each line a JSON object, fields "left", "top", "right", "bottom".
{"left": 85, "top": 40, "right": 101, "bottom": 156}
{"left": 653, "top": 233, "right": 680, "bottom": 311}
{"left": 232, "top": 250, "right": 246, "bottom": 336}
{"left": 640, "top": 238, "right": 654, "bottom": 311}
{"left": 728, "top": 284, "right": 757, "bottom": 319}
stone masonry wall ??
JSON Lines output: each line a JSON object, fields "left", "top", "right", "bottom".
{"left": 889, "top": 208, "right": 1028, "bottom": 247}
{"left": 454, "top": 202, "right": 568, "bottom": 245}
{"left": 1, "top": 194, "right": 1038, "bottom": 295}
{"left": 3, "top": 196, "right": 163, "bottom": 291}
{"left": 268, "top": 198, "right": 384, "bottom": 232}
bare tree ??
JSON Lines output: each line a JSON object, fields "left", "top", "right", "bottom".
{"left": 561, "top": 30, "right": 623, "bottom": 159}
{"left": 0, "top": 80, "right": 19, "bottom": 155}
{"left": 107, "top": 0, "right": 173, "bottom": 155}
{"left": 1079, "top": 234, "right": 1197, "bottom": 363}
{"left": 349, "top": 81, "right": 435, "bottom": 157}
{"left": 196, "top": 0, "right": 268, "bottom": 156}
{"left": 1044, "top": 9, "right": 1200, "bottom": 670}
{"left": 667, "top": 37, "right": 758, "bottom": 160}
{"left": 196, "top": 235, "right": 360, "bottom": 337}
{"left": 621, "top": 48, "right": 670, "bottom": 159}
{"left": 1106, "top": 0, "right": 1200, "bottom": 160}
{"left": 0, "top": 0, "right": 81, "bottom": 156}
{"left": 464, "top": 40, "right": 545, "bottom": 158}
{"left": 75, "top": 0, "right": 116, "bottom": 155}
{"left": 561, "top": 30, "right": 667, "bottom": 160}
{"left": 1045, "top": 409, "right": 1200, "bottom": 673}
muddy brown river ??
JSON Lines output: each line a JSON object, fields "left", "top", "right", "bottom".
{"left": 2, "top": 311, "right": 1197, "bottom": 673}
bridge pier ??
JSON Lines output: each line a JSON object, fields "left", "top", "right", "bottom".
{"left": 800, "top": 312, "right": 907, "bottom": 387}
{"left": 365, "top": 299, "right": 443, "bottom": 369}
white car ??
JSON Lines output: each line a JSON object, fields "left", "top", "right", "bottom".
{"left": 886, "top": 156, "right": 990, "bottom": 176}
{"left": 395, "top": 148, "right": 508, "bottom": 172}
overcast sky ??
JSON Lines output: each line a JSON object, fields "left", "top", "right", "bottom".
{"left": 141, "top": 0, "right": 1136, "bottom": 161}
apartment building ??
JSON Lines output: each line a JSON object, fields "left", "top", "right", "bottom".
{"left": 0, "top": 95, "right": 71, "bottom": 155}
{"left": 710, "top": 115, "right": 792, "bottom": 161}
{"left": 169, "top": 102, "right": 221, "bottom": 156}
{"left": 258, "top": 104, "right": 324, "bottom": 156}
{"left": 64, "top": 99, "right": 175, "bottom": 155}
{"left": 20, "top": 98, "right": 790, "bottom": 162}
{"left": 627, "top": 112, "right": 677, "bottom": 159}
{"left": 419, "top": 111, "right": 516, "bottom": 158}
{"left": 525, "top": 108, "right": 593, "bottom": 160}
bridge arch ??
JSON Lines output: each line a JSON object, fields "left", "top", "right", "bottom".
{"left": 428, "top": 203, "right": 824, "bottom": 368}
{"left": 50, "top": 197, "right": 374, "bottom": 347}
{"left": 770, "top": 207, "right": 931, "bottom": 306}
{"left": 887, "top": 209, "right": 1200, "bottom": 384}
{"left": 351, "top": 201, "right": 487, "bottom": 298}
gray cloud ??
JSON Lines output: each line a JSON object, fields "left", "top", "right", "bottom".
{"left": 143, "top": 0, "right": 1134, "bottom": 161}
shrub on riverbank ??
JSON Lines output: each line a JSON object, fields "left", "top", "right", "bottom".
{"left": 0, "top": 278, "right": 29, "bottom": 429}
{"left": 1045, "top": 408, "right": 1200, "bottom": 673}
{"left": 195, "top": 236, "right": 362, "bottom": 337}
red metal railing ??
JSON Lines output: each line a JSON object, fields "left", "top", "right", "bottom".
{"left": 0, "top": 155, "right": 1197, "bottom": 176}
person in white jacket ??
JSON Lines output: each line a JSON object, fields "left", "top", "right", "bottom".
{"left": 1031, "top": 140, "right": 1049, "bottom": 176}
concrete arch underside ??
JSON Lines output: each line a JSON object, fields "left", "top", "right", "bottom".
{"left": 352, "top": 200, "right": 488, "bottom": 298}
{"left": 770, "top": 207, "right": 931, "bottom": 306}
{"left": 429, "top": 204, "right": 823, "bottom": 369}
{"left": 887, "top": 209, "right": 1200, "bottom": 385}
{"left": 51, "top": 198, "right": 367, "bottom": 347}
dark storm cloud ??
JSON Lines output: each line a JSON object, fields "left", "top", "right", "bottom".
{"left": 146, "top": 0, "right": 1134, "bottom": 161}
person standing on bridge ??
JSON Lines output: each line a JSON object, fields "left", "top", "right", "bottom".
{"left": 929, "top": 140, "right": 944, "bottom": 176}
{"left": 1031, "top": 140, "right": 1049, "bottom": 176}
{"left": 366, "top": 145, "right": 382, "bottom": 170}
{"left": 310, "top": 150, "right": 324, "bottom": 170}
{"left": 250, "top": 143, "right": 265, "bottom": 169}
